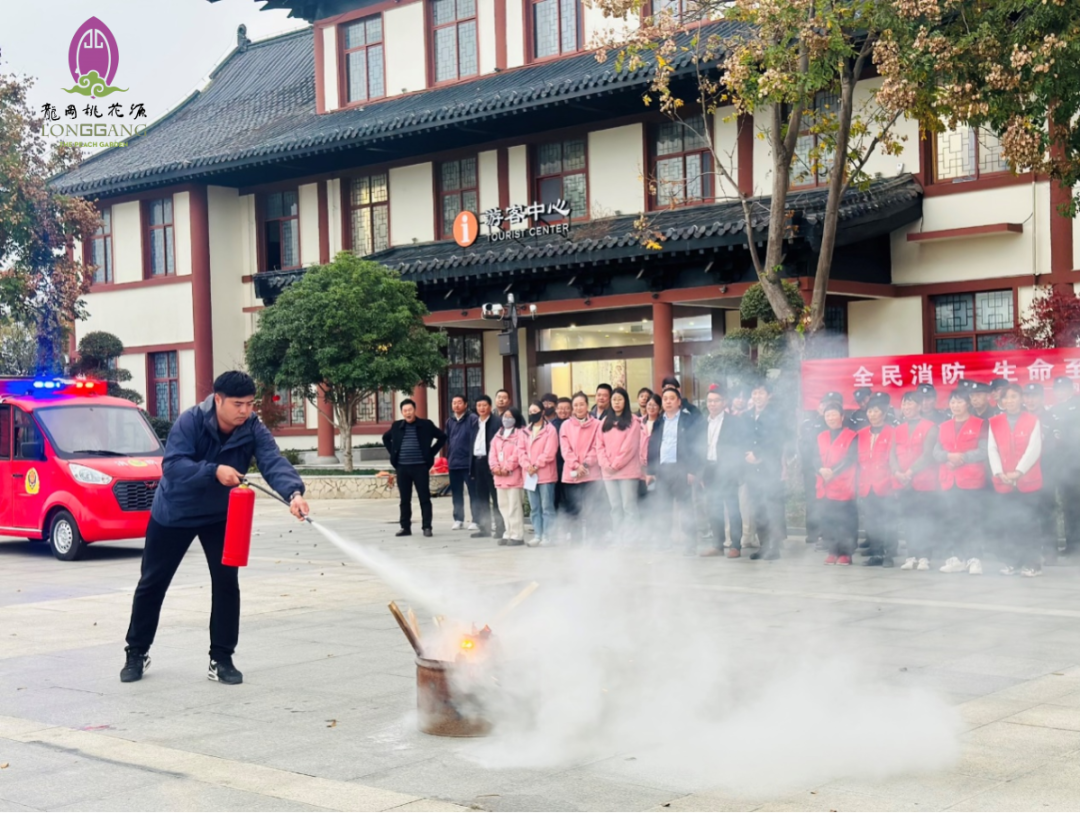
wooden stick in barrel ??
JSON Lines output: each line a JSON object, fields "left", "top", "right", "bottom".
{"left": 388, "top": 601, "right": 424, "bottom": 657}
{"left": 493, "top": 581, "right": 540, "bottom": 624}
{"left": 406, "top": 607, "right": 422, "bottom": 642}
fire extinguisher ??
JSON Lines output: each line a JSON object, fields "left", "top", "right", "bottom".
{"left": 222, "top": 483, "right": 256, "bottom": 567}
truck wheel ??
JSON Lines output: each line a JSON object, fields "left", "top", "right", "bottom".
{"left": 50, "top": 510, "right": 85, "bottom": 561}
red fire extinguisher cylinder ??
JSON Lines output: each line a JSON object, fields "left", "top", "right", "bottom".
{"left": 222, "top": 484, "right": 255, "bottom": 567}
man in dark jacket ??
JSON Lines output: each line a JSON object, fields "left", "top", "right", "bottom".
{"left": 662, "top": 376, "right": 700, "bottom": 416}
{"left": 383, "top": 398, "right": 447, "bottom": 538}
{"left": 700, "top": 386, "right": 745, "bottom": 557}
{"left": 645, "top": 387, "right": 702, "bottom": 555}
{"left": 122, "top": 371, "right": 308, "bottom": 686}
{"left": 745, "top": 380, "right": 787, "bottom": 560}
{"left": 469, "top": 395, "right": 504, "bottom": 538}
{"left": 445, "top": 394, "right": 479, "bottom": 531}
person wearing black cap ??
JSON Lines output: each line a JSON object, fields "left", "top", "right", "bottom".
{"left": 857, "top": 392, "right": 898, "bottom": 567}
{"left": 917, "top": 384, "right": 949, "bottom": 425}
{"left": 969, "top": 381, "right": 1001, "bottom": 421}
{"left": 990, "top": 378, "right": 1010, "bottom": 408}
{"left": 1050, "top": 376, "right": 1080, "bottom": 556}
{"left": 800, "top": 392, "right": 839, "bottom": 550}
{"left": 891, "top": 391, "right": 940, "bottom": 571}
{"left": 814, "top": 401, "right": 858, "bottom": 565}
{"left": 662, "top": 376, "right": 701, "bottom": 416}
{"left": 847, "top": 387, "right": 872, "bottom": 432}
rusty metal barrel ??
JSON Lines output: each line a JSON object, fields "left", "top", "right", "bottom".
{"left": 415, "top": 656, "right": 491, "bottom": 737}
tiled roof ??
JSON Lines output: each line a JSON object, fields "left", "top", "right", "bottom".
{"left": 52, "top": 23, "right": 740, "bottom": 198}
{"left": 252, "top": 174, "right": 922, "bottom": 301}
{"left": 373, "top": 174, "right": 922, "bottom": 282}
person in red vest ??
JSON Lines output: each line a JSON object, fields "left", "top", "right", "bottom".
{"left": 989, "top": 383, "right": 1044, "bottom": 576}
{"left": 934, "top": 388, "right": 988, "bottom": 575}
{"left": 857, "top": 392, "right": 897, "bottom": 567}
{"left": 815, "top": 402, "right": 858, "bottom": 565}
{"left": 890, "top": 391, "right": 940, "bottom": 571}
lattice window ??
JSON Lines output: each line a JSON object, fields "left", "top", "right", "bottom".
{"left": 445, "top": 333, "right": 484, "bottom": 417}
{"left": 531, "top": 0, "right": 580, "bottom": 60}
{"left": 276, "top": 387, "right": 306, "bottom": 427}
{"left": 149, "top": 351, "right": 180, "bottom": 421}
{"left": 932, "top": 290, "right": 1014, "bottom": 353}
{"left": 356, "top": 390, "right": 395, "bottom": 424}
{"left": 342, "top": 16, "right": 385, "bottom": 103}
{"left": 934, "top": 127, "right": 1009, "bottom": 182}
{"left": 535, "top": 138, "right": 587, "bottom": 221}
{"left": 89, "top": 208, "right": 112, "bottom": 284}
{"left": 263, "top": 191, "right": 301, "bottom": 271}
{"left": 792, "top": 93, "right": 839, "bottom": 188}
{"left": 147, "top": 197, "right": 174, "bottom": 277}
{"left": 439, "top": 157, "right": 479, "bottom": 238}
{"left": 349, "top": 174, "right": 390, "bottom": 255}
{"left": 433, "top": 0, "right": 478, "bottom": 83}
{"left": 654, "top": 121, "right": 712, "bottom": 207}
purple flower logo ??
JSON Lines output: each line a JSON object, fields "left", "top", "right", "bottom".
{"left": 64, "top": 17, "right": 127, "bottom": 97}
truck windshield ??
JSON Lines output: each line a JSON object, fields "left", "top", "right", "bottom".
{"left": 35, "top": 406, "right": 163, "bottom": 457}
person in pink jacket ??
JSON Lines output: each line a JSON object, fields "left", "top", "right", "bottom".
{"left": 524, "top": 401, "right": 560, "bottom": 547}
{"left": 489, "top": 407, "right": 527, "bottom": 546}
{"left": 598, "top": 387, "right": 643, "bottom": 547}
{"left": 560, "top": 392, "right": 603, "bottom": 546}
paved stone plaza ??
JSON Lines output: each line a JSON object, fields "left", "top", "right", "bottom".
{"left": 5, "top": 496, "right": 1080, "bottom": 812}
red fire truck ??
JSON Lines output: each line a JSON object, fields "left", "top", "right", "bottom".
{"left": 0, "top": 378, "right": 163, "bottom": 561}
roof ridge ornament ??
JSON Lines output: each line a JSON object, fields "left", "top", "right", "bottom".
{"left": 237, "top": 24, "right": 250, "bottom": 52}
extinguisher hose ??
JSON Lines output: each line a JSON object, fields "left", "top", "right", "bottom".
{"left": 239, "top": 478, "right": 312, "bottom": 523}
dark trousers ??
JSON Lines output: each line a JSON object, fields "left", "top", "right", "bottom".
{"left": 703, "top": 463, "right": 742, "bottom": 550}
{"left": 802, "top": 465, "right": 822, "bottom": 543}
{"left": 126, "top": 518, "right": 238, "bottom": 661}
{"left": 943, "top": 488, "right": 983, "bottom": 561}
{"left": 396, "top": 463, "right": 432, "bottom": 530}
{"left": 820, "top": 498, "right": 857, "bottom": 557}
{"left": 745, "top": 466, "right": 785, "bottom": 550}
{"left": 1061, "top": 474, "right": 1080, "bottom": 552}
{"left": 449, "top": 468, "right": 478, "bottom": 523}
{"left": 562, "top": 480, "right": 604, "bottom": 544}
{"left": 898, "top": 489, "right": 938, "bottom": 560}
{"left": 472, "top": 457, "right": 505, "bottom": 536}
{"left": 860, "top": 492, "right": 897, "bottom": 558}
{"left": 656, "top": 464, "right": 694, "bottom": 552}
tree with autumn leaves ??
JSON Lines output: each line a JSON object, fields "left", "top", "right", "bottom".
{"left": 0, "top": 73, "right": 99, "bottom": 375}
{"left": 593, "top": 0, "right": 1080, "bottom": 345}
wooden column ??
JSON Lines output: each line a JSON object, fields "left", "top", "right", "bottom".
{"left": 188, "top": 185, "right": 215, "bottom": 400}
{"left": 652, "top": 300, "right": 674, "bottom": 392}
{"left": 412, "top": 384, "right": 428, "bottom": 418}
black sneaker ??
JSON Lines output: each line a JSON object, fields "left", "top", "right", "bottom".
{"left": 750, "top": 549, "right": 780, "bottom": 560}
{"left": 864, "top": 556, "right": 884, "bottom": 567}
{"left": 120, "top": 647, "right": 150, "bottom": 683}
{"left": 208, "top": 658, "right": 243, "bottom": 685}
{"left": 470, "top": 531, "right": 491, "bottom": 538}
{"left": 422, "top": 528, "right": 433, "bottom": 537}
{"left": 395, "top": 529, "right": 411, "bottom": 537}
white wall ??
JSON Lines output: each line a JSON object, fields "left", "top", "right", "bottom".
{"left": 506, "top": 0, "right": 525, "bottom": 68}
{"left": 588, "top": 124, "right": 644, "bottom": 216}
{"left": 389, "top": 163, "right": 435, "bottom": 245}
{"left": 207, "top": 186, "right": 248, "bottom": 376}
{"left": 583, "top": 4, "right": 638, "bottom": 47}
{"left": 123, "top": 352, "right": 147, "bottom": 403}
{"left": 327, "top": 178, "right": 343, "bottom": 257}
{"left": 852, "top": 78, "right": 920, "bottom": 180}
{"left": 111, "top": 201, "right": 143, "bottom": 284}
{"left": 83, "top": 283, "right": 194, "bottom": 347}
{"left": 322, "top": 25, "right": 339, "bottom": 110}
{"left": 847, "top": 297, "right": 923, "bottom": 357}
{"left": 238, "top": 194, "right": 259, "bottom": 313}
{"left": 508, "top": 145, "right": 529, "bottom": 208}
{"left": 892, "top": 183, "right": 1044, "bottom": 285}
{"left": 178, "top": 349, "right": 197, "bottom": 411}
{"left": 299, "top": 182, "right": 320, "bottom": 266}
{"left": 384, "top": 4, "right": 427, "bottom": 95}
{"left": 478, "top": 149, "right": 499, "bottom": 234}
{"left": 713, "top": 110, "right": 741, "bottom": 200}
{"left": 173, "top": 192, "right": 191, "bottom": 276}
{"left": 478, "top": 0, "right": 497, "bottom": 74}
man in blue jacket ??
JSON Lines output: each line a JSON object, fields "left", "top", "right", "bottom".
{"left": 445, "top": 394, "right": 479, "bottom": 531}
{"left": 121, "top": 371, "right": 308, "bottom": 685}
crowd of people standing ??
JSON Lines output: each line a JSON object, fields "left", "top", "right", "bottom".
{"left": 380, "top": 374, "right": 1080, "bottom": 576}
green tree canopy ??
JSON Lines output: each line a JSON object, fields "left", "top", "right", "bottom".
{"left": 69, "top": 330, "right": 142, "bottom": 405}
{"left": 245, "top": 253, "right": 446, "bottom": 471}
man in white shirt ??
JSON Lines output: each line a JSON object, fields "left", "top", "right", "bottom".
{"left": 470, "top": 395, "right": 504, "bottom": 539}
{"left": 700, "top": 387, "right": 745, "bottom": 557}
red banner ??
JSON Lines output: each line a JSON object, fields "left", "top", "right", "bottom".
{"left": 801, "top": 348, "right": 1080, "bottom": 410}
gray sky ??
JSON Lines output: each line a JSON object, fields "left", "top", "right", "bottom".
{"left": 3, "top": 0, "right": 309, "bottom": 153}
